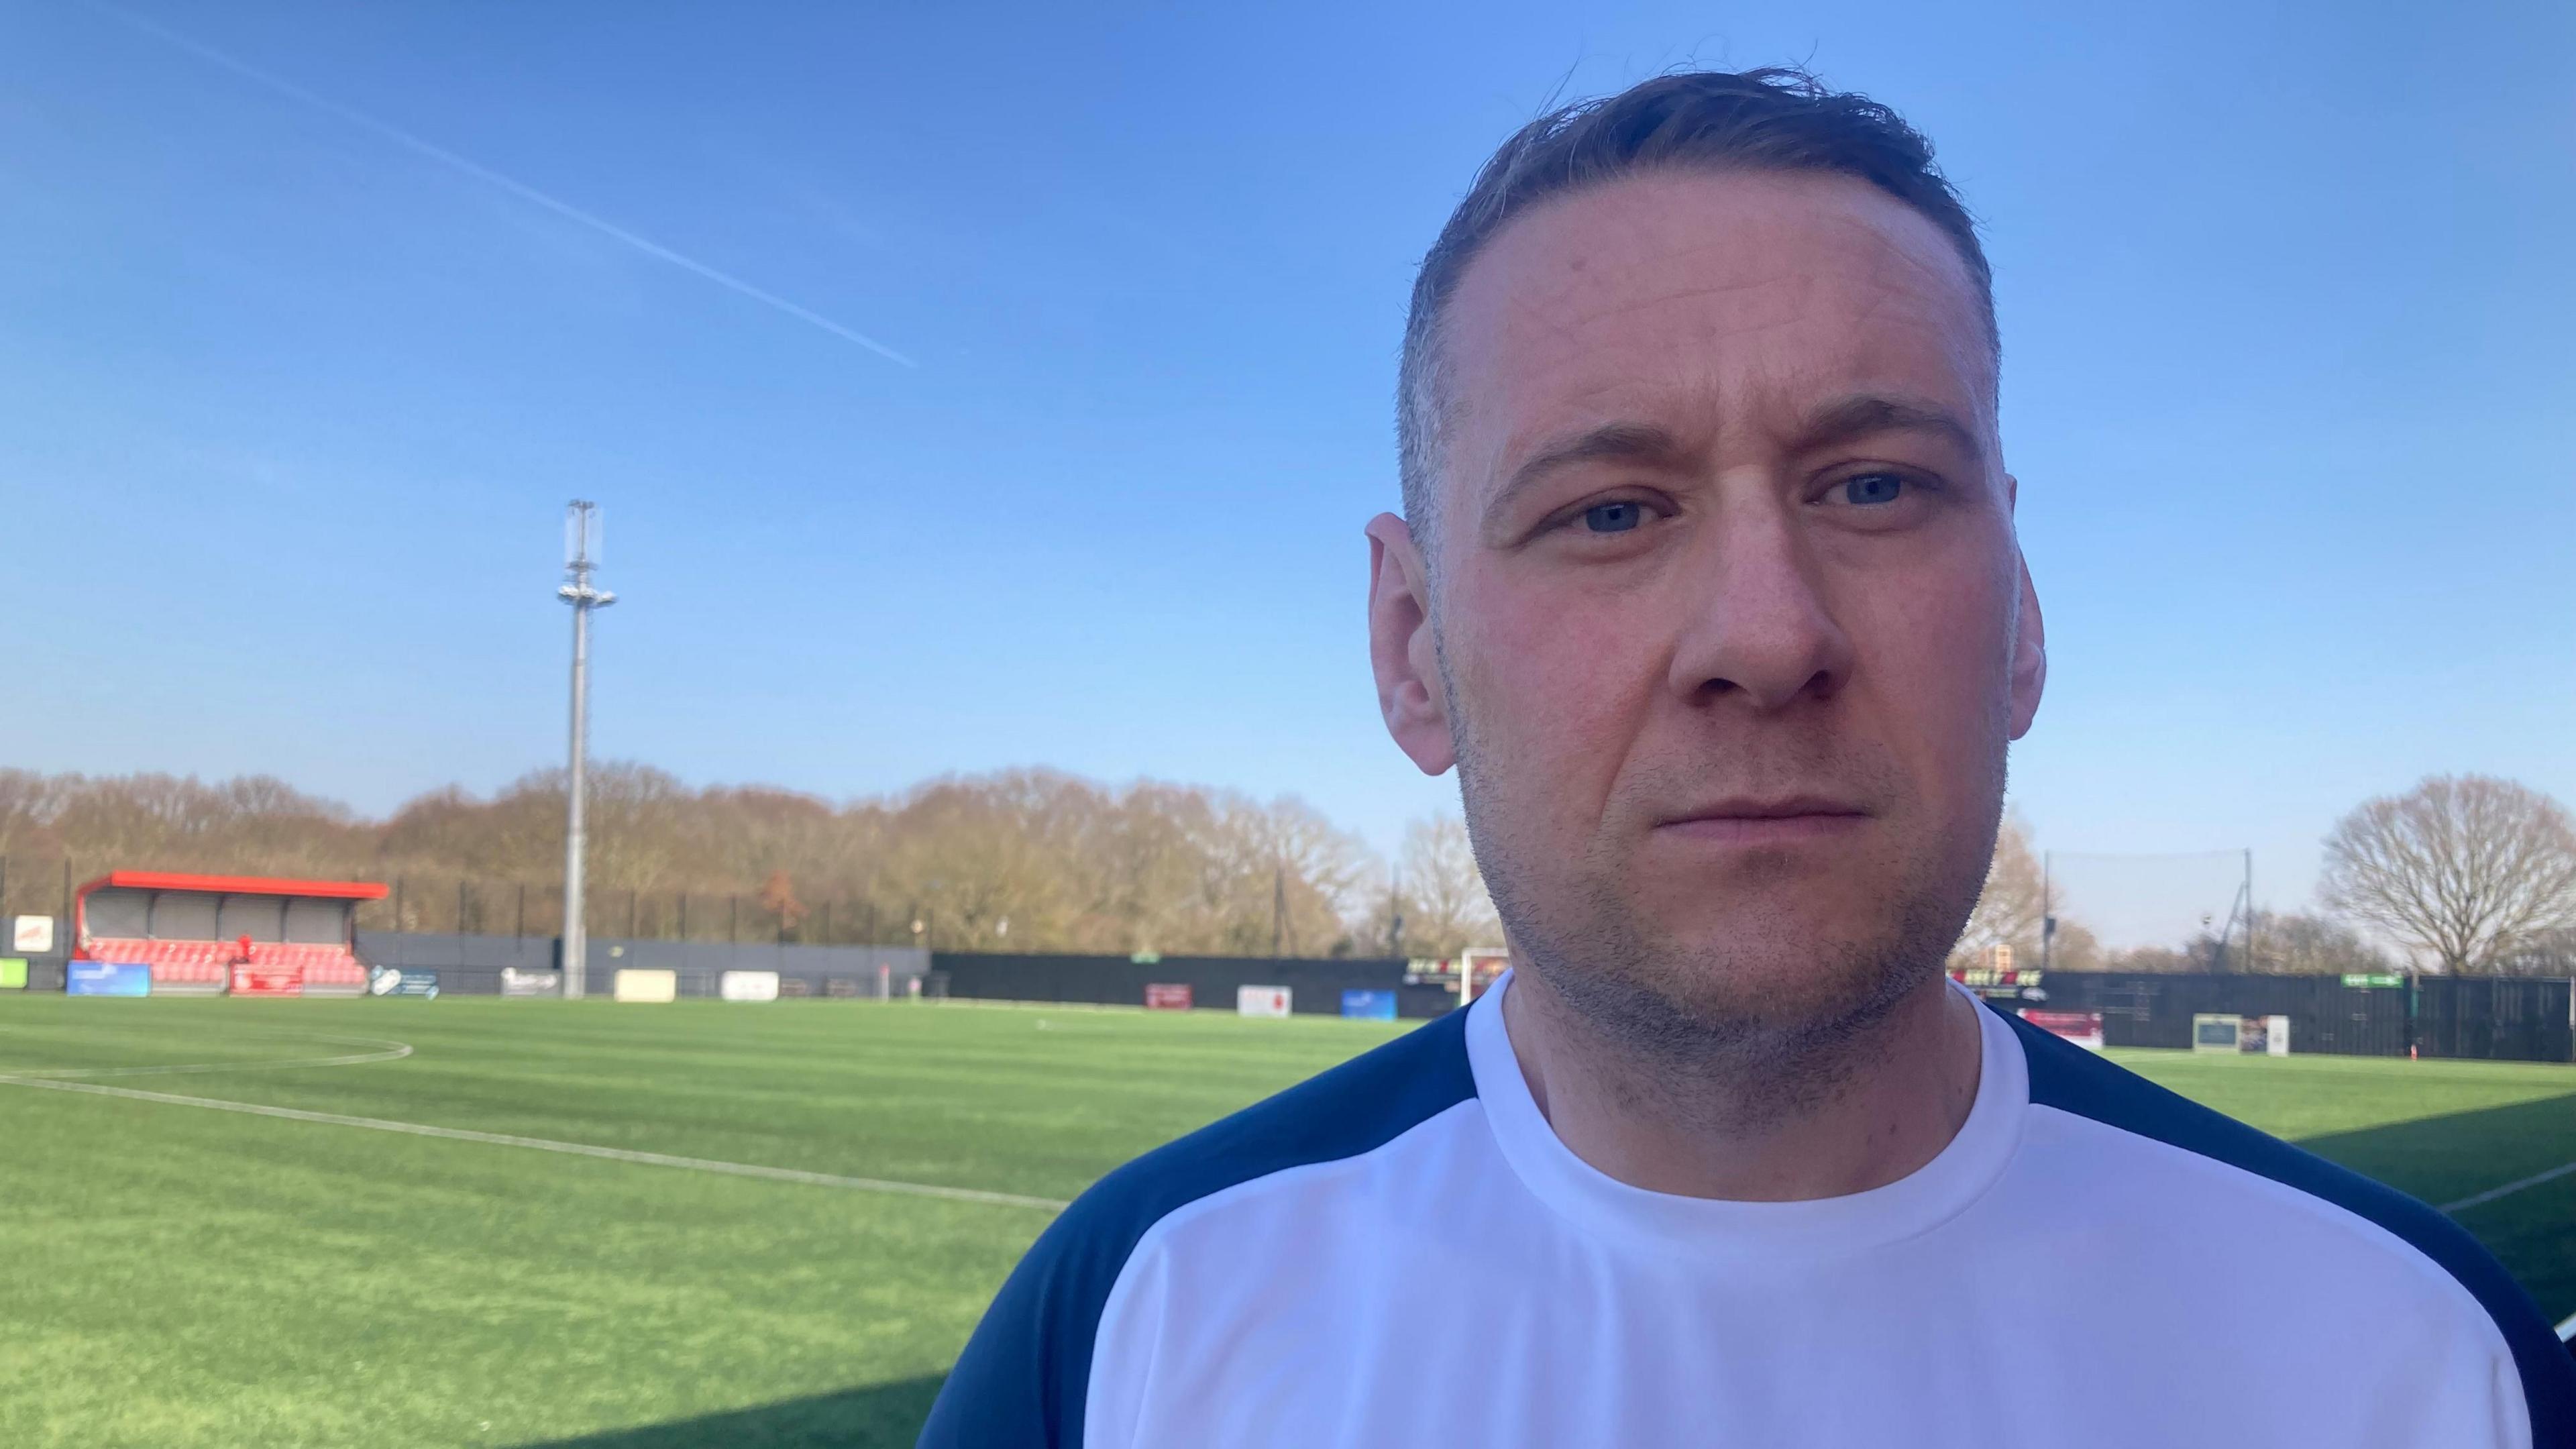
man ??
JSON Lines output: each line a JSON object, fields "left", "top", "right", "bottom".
{"left": 922, "top": 68, "right": 2575, "bottom": 1447}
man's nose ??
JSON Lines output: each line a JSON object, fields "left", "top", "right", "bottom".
{"left": 1666, "top": 500, "right": 1854, "bottom": 711}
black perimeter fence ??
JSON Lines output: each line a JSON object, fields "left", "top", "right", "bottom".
{"left": 1996, "top": 971, "right": 2573, "bottom": 1063}
{"left": 3, "top": 904, "right": 2568, "bottom": 1061}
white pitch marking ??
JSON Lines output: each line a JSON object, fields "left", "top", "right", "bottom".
{"left": 0, "top": 1034, "right": 414, "bottom": 1079}
{"left": 0, "top": 1075, "right": 1069, "bottom": 1212}
{"left": 2557, "top": 1311, "right": 2576, "bottom": 1343}
{"left": 2438, "top": 1160, "right": 2576, "bottom": 1215}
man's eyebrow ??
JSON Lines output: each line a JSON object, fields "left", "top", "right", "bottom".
{"left": 1484, "top": 421, "right": 1690, "bottom": 531}
{"left": 1794, "top": 394, "right": 1984, "bottom": 465}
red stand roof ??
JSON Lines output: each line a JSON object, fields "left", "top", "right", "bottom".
{"left": 76, "top": 871, "right": 391, "bottom": 902}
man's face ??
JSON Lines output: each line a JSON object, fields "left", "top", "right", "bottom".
{"left": 1369, "top": 169, "right": 2045, "bottom": 1049}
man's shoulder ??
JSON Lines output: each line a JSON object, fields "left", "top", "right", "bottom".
{"left": 915, "top": 1008, "right": 1477, "bottom": 1448}
{"left": 1997, "top": 1008, "right": 2576, "bottom": 1437}
{"left": 1071, "top": 1004, "right": 1478, "bottom": 1254}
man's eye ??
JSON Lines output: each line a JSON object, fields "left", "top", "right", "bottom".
{"left": 1840, "top": 473, "right": 1905, "bottom": 506}
{"left": 1581, "top": 500, "right": 1652, "bottom": 533}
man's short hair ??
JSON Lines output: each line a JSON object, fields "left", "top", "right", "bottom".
{"left": 1397, "top": 67, "right": 1996, "bottom": 541}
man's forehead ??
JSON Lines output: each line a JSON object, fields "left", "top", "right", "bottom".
{"left": 1438, "top": 169, "right": 1994, "bottom": 482}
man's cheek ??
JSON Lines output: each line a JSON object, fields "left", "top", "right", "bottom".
{"left": 1462, "top": 598, "right": 1654, "bottom": 837}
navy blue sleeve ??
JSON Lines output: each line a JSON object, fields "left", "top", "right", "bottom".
{"left": 917, "top": 1009, "right": 1477, "bottom": 1448}
{"left": 2002, "top": 1009, "right": 2576, "bottom": 1442}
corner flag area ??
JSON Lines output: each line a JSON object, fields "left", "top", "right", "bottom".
{"left": 3, "top": 997, "right": 2570, "bottom": 1447}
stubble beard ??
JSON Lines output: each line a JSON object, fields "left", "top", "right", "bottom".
{"left": 1453, "top": 721, "right": 2004, "bottom": 1135}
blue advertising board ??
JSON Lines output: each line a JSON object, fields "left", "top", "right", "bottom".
{"left": 1340, "top": 988, "right": 1397, "bottom": 1021}
{"left": 66, "top": 962, "right": 152, "bottom": 997}
{"left": 368, "top": 967, "right": 441, "bottom": 999}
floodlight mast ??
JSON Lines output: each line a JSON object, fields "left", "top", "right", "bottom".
{"left": 558, "top": 500, "right": 615, "bottom": 1000}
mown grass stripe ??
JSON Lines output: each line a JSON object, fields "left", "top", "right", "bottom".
{"left": 0, "top": 1074, "right": 1069, "bottom": 1212}
{"left": 2439, "top": 1160, "right": 2576, "bottom": 1215}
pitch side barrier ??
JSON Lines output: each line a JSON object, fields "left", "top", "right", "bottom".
{"left": 929, "top": 953, "right": 1461, "bottom": 1020}
{"left": 350, "top": 932, "right": 930, "bottom": 999}
{"left": 2012, "top": 971, "right": 2573, "bottom": 1063}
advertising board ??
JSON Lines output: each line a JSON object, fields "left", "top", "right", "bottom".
{"left": 67, "top": 961, "right": 151, "bottom": 997}
{"left": 1143, "top": 983, "right": 1194, "bottom": 1011}
{"left": 2259, "top": 1014, "right": 2291, "bottom": 1057}
{"left": 229, "top": 966, "right": 303, "bottom": 998}
{"left": 719, "top": 970, "right": 780, "bottom": 1002}
{"left": 0, "top": 957, "right": 25, "bottom": 990}
{"left": 12, "top": 916, "right": 54, "bottom": 953}
{"left": 612, "top": 968, "right": 678, "bottom": 1003}
{"left": 1236, "top": 985, "right": 1292, "bottom": 1018}
{"left": 368, "top": 967, "right": 441, "bottom": 998}
{"left": 2020, "top": 1009, "right": 2104, "bottom": 1051}
{"left": 1340, "top": 989, "right": 1397, "bottom": 1021}
{"left": 500, "top": 967, "right": 561, "bottom": 998}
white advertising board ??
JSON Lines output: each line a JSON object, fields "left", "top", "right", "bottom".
{"left": 2191, "top": 1014, "right": 2242, "bottom": 1053}
{"left": 11, "top": 916, "right": 54, "bottom": 953}
{"left": 612, "top": 968, "right": 678, "bottom": 1003}
{"left": 2264, "top": 1014, "right": 2292, "bottom": 1057}
{"left": 1236, "top": 984, "right": 1292, "bottom": 1018}
{"left": 720, "top": 969, "right": 780, "bottom": 1003}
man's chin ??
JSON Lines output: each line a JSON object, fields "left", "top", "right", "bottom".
{"left": 1572, "top": 906, "right": 1945, "bottom": 1035}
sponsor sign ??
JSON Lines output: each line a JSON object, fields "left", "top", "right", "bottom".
{"left": 1236, "top": 985, "right": 1292, "bottom": 1018}
{"left": 612, "top": 968, "right": 678, "bottom": 1003}
{"left": 2020, "top": 1008, "right": 2104, "bottom": 1051}
{"left": 67, "top": 961, "right": 151, "bottom": 997}
{"left": 368, "top": 966, "right": 441, "bottom": 999}
{"left": 500, "top": 967, "right": 562, "bottom": 998}
{"left": 2341, "top": 973, "right": 2404, "bottom": 989}
{"left": 0, "top": 957, "right": 25, "bottom": 990}
{"left": 719, "top": 970, "right": 780, "bottom": 1003}
{"left": 11, "top": 916, "right": 54, "bottom": 953}
{"left": 1949, "top": 965, "right": 2045, "bottom": 1004}
{"left": 1340, "top": 989, "right": 1397, "bottom": 1021}
{"left": 230, "top": 965, "right": 303, "bottom": 998}
{"left": 1143, "top": 983, "right": 1194, "bottom": 1011}
{"left": 2260, "top": 1014, "right": 2292, "bottom": 1057}
{"left": 2192, "top": 1014, "right": 2243, "bottom": 1053}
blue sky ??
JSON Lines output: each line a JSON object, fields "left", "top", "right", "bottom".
{"left": 1, "top": 1, "right": 2568, "bottom": 942}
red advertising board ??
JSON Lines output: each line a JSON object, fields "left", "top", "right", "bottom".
{"left": 1143, "top": 983, "right": 1193, "bottom": 1011}
{"left": 229, "top": 965, "right": 304, "bottom": 998}
{"left": 2021, "top": 1009, "right": 2104, "bottom": 1051}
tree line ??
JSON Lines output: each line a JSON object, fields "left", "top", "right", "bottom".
{"left": 1951, "top": 775, "right": 2576, "bottom": 977}
{"left": 2, "top": 764, "right": 2567, "bottom": 974}
{"left": 0, "top": 765, "right": 1500, "bottom": 959}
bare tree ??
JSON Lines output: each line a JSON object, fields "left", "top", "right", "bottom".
{"left": 1398, "top": 813, "right": 1499, "bottom": 959}
{"left": 2320, "top": 775, "right": 2576, "bottom": 975}
{"left": 1949, "top": 815, "right": 2047, "bottom": 969}
{"left": 2247, "top": 910, "right": 2395, "bottom": 976}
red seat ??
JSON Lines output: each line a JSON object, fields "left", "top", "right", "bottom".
{"left": 83, "top": 936, "right": 368, "bottom": 988}
{"left": 87, "top": 937, "right": 227, "bottom": 985}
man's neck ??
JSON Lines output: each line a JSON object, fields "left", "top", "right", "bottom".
{"left": 1497, "top": 967, "right": 1985, "bottom": 1202}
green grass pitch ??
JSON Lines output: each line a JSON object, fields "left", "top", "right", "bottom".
{"left": 2, "top": 996, "right": 2570, "bottom": 1448}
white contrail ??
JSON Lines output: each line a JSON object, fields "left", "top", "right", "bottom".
{"left": 89, "top": 2, "right": 917, "bottom": 368}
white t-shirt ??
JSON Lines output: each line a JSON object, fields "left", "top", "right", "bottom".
{"left": 922, "top": 973, "right": 2573, "bottom": 1447}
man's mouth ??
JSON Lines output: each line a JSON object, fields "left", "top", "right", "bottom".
{"left": 1652, "top": 796, "right": 1872, "bottom": 845}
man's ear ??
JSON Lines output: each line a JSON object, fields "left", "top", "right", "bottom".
{"left": 2002, "top": 475, "right": 2046, "bottom": 740}
{"left": 1366, "top": 513, "right": 1457, "bottom": 775}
